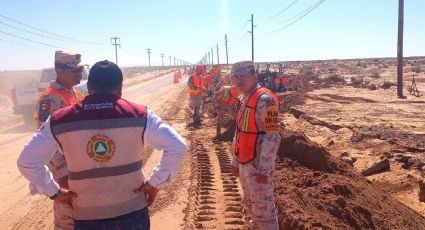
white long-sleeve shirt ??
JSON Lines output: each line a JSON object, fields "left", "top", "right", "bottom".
{"left": 17, "top": 109, "right": 186, "bottom": 197}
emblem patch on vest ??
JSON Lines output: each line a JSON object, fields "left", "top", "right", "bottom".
{"left": 87, "top": 135, "right": 115, "bottom": 162}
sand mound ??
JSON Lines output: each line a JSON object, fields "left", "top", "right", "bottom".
{"left": 275, "top": 130, "right": 425, "bottom": 230}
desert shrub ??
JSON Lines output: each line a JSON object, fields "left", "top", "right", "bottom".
{"left": 351, "top": 76, "right": 363, "bottom": 86}
{"left": 370, "top": 68, "right": 381, "bottom": 78}
{"left": 356, "top": 61, "right": 368, "bottom": 68}
{"left": 412, "top": 65, "right": 422, "bottom": 73}
{"left": 382, "top": 81, "right": 397, "bottom": 89}
{"left": 325, "top": 74, "right": 346, "bottom": 84}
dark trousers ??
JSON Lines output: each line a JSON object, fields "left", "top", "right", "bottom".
{"left": 74, "top": 207, "right": 150, "bottom": 230}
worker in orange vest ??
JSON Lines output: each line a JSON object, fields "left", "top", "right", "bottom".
{"left": 273, "top": 76, "right": 281, "bottom": 92}
{"left": 187, "top": 65, "right": 204, "bottom": 124}
{"left": 230, "top": 61, "right": 280, "bottom": 230}
{"left": 203, "top": 73, "right": 213, "bottom": 96}
{"left": 173, "top": 71, "right": 180, "bottom": 83}
{"left": 32, "top": 50, "right": 86, "bottom": 230}
{"left": 212, "top": 85, "right": 240, "bottom": 138}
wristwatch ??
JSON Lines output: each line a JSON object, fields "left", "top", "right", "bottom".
{"left": 49, "top": 191, "right": 59, "bottom": 200}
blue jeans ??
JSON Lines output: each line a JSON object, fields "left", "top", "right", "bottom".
{"left": 74, "top": 207, "right": 150, "bottom": 230}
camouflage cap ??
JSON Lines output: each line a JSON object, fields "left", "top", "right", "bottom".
{"left": 54, "top": 50, "right": 84, "bottom": 69}
{"left": 231, "top": 61, "right": 255, "bottom": 76}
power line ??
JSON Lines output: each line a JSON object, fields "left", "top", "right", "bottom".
{"left": 238, "top": 32, "right": 249, "bottom": 43}
{"left": 268, "top": 0, "right": 326, "bottom": 34}
{"left": 0, "top": 21, "right": 78, "bottom": 43}
{"left": 224, "top": 34, "right": 229, "bottom": 68}
{"left": 0, "top": 30, "right": 62, "bottom": 48}
{"left": 250, "top": 14, "right": 254, "bottom": 61}
{"left": 277, "top": 0, "right": 325, "bottom": 25}
{"left": 231, "top": 20, "right": 249, "bottom": 40}
{"left": 0, "top": 37, "right": 42, "bottom": 48}
{"left": 269, "top": 0, "right": 298, "bottom": 19}
{"left": 0, "top": 13, "right": 104, "bottom": 44}
{"left": 146, "top": 48, "right": 152, "bottom": 67}
{"left": 111, "top": 37, "right": 120, "bottom": 65}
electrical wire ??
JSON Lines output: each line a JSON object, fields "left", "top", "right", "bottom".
{"left": 0, "top": 21, "right": 78, "bottom": 43}
{"left": 231, "top": 20, "right": 249, "bottom": 40}
{"left": 0, "top": 37, "right": 43, "bottom": 48}
{"left": 0, "top": 30, "right": 63, "bottom": 48}
{"left": 269, "top": 0, "right": 298, "bottom": 19}
{"left": 278, "top": 0, "right": 325, "bottom": 24}
{"left": 0, "top": 13, "right": 105, "bottom": 44}
{"left": 268, "top": 0, "right": 326, "bottom": 34}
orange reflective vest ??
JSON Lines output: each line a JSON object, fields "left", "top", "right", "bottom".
{"left": 234, "top": 87, "right": 279, "bottom": 164}
{"left": 34, "top": 86, "right": 84, "bottom": 122}
{"left": 189, "top": 74, "right": 202, "bottom": 96}
{"left": 203, "top": 75, "right": 213, "bottom": 88}
{"left": 218, "top": 86, "right": 240, "bottom": 107}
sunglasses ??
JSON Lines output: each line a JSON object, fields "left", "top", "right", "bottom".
{"left": 66, "top": 67, "right": 83, "bottom": 73}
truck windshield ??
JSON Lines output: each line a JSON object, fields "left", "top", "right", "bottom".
{"left": 40, "top": 69, "right": 57, "bottom": 83}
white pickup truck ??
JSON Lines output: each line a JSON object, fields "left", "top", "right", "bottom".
{"left": 10, "top": 66, "right": 90, "bottom": 123}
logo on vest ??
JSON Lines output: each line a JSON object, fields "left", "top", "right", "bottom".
{"left": 87, "top": 135, "right": 115, "bottom": 162}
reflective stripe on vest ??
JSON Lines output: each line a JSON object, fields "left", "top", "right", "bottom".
{"left": 234, "top": 87, "right": 279, "bottom": 164}
{"left": 34, "top": 86, "right": 84, "bottom": 122}
{"left": 189, "top": 74, "right": 202, "bottom": 96}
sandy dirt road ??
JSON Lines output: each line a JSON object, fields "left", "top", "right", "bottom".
{"left": 0, "top": 72, "right": 204, "bottom": 230}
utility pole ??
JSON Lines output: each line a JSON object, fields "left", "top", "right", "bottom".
{"left": 397, "top": 0, "right": 405, "bottom": 98}
{"left": 174, "top": 56, "right": 176, "bottom": 66}
{"left": 249, "top": 14, "right": 255, "bottom": 61}
{"left": 161, "top": 53, "right": 164, "bottom": 66}
{"left": 211, "top": 47, "right": 214, "bottom": 65}
{"left": 169, "top": 56, "right": 171, "bottom": 66}
{"left": 146, "top": 48, "right": 152, "bottom": 67}
{"left": 225, "top": 34, "right": 229, "bottom": 69}
{"left": 110, "top": 37, "right": 120, "bottom": 65}
{"left": 208, "top": 52, "right": 211, "bottom": 65}
{"left": 216, "top": 44, "right": 220, "bottom": 65}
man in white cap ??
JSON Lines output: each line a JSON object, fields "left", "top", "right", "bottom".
{"left": 230, "top": 61, "right": 280, "bottom": 229}
{"left": 31, "top": 50, "right": 85, "bottom": 229}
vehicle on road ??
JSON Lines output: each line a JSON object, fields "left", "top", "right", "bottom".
{"left": 10, "top": 66, "right": 90, "bottom": 123}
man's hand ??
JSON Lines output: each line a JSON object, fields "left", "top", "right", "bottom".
{"left": 54, "top": 189, "right": 77, "bottom": 206}
{"left": 134, "top": 181, "right": 159, "bottom": 207}
{"left": 255, "top": 174, "right": 268, "bottom": 184}
{"left": 231, "top": 166, "right": 239, "bottom": 177}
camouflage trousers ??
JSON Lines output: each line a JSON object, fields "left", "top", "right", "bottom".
{"left": 54, "top": 201, "right": 73, "bottom": 230}
{"left": 216, "top": 106, "right": 235, "bottom": 135}
{"left": 239, "top": 163, "right": 278, "bottom": 230}
{"left": 49, "top": 152, "right": 73, "bottom": 230}
{"left": 190, "top": 96, "right": 202, "bottom": 123}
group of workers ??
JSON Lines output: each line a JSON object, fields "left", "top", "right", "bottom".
{"left": 258, "top": 65, "right": 299, "bottom": 93}
{"left": 17, "top": 49, "right": 281, "bottom": 230}
{"left": 188, "top": 61, "right": 281, "bottom": 229}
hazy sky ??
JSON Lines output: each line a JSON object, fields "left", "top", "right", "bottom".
{"left": 0, "top": 0, "right": 424, "bottom": 70}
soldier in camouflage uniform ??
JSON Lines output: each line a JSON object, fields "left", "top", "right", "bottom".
{"left": 230, "top": 61, "right": 280, "bottom": 230}
{"left": 32, "top": 50, "right": 85, "bottom": 230}
{"left": 212, "top": 85, "right": 240, "bottom": 137}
